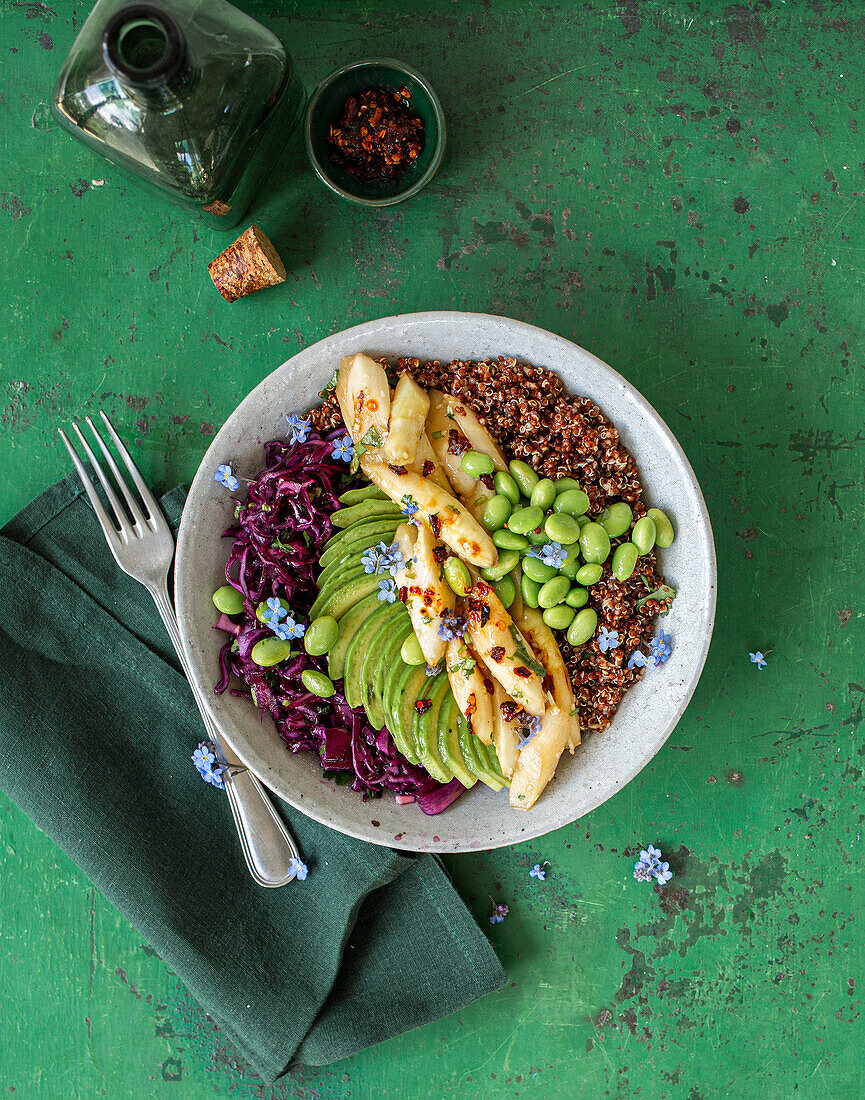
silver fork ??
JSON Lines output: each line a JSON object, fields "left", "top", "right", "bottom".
{"left": 59, "top": 411, "right": 301, "bottom": 887}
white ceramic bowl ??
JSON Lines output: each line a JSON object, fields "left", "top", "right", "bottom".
{"left": 175, "top": 312, "right": 716, "bottom": 852}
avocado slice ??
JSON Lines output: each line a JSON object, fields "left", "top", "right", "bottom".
{"left": 343, "top": 600, "right": 400, "bottom": 709}
{"left": 326, "top": 591, "right": 381, "bottom": 680}
{"left": 480, "top": 740, "right": 507, "bottom": 784}
{"left": 411, "top": 672, "right": 454, "bottom": 785}
{"left": 330, "top": 499, "right": 403, "bottom": 529}
{"left": 438, "top": 693, "right": 478, "bottom": 789}
{"left": 309, "top": 563, "right": 371, "bottom": 619}
{"left": 361, "top": 605, "right": 410, "bottom": 730}
{"left": 319, "top": 518, "right": 401, "bottom": 568}
{"left": 316, "top": 549, "right": 370, "bottom": 592}
{"left": 457, "top": 712, "right": 506, "bottom": 791}
{"left": 383, "top": 656, "right": 415, "bottom": 740}
{"left": 338, "top": 484, "right": 388, "bottom": 506}
{"left": 392, "top": 663, "right": 434, "bottom": 764}
{"left": 372, "top": 620, "right": 413, "bottom": 723}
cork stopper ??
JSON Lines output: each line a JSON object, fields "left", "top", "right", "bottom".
{"left": 207, "top": 225, "right": 286, "bottom": 302}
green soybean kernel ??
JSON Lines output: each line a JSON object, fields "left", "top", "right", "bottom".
{"left": 538, "top": 575, "right": 571, "bottom": 609}
{"left": 632, "top": 515, "right": 657, "bottom": 555}
{"left": 599, "top": 501, "right": 633, "bottom": 539}
{"left": 461, "top": 450, "right": 495, "bottom": 478}
{"left": 647, "top": 508, "right": 675, "bottom": 548}
{"left": 492, "top": 528, "right": 529, "bottom": 551}
{"left": 521, "top": 554, "right": 557, "bottom": 584}
{"left": 530, "top": 478, "right": 557, "bottom": 511}
{"left": 554, "top": 476, "right": 583, "bottom": 494}
{"left": 493, "top": 574, "right": 516, "bottom": 609}
{"left": 566, "top": 608, "right": 598, "bottom": 647}
{"left": 251, "top": 636, "right": 293, "bottom": 667}
{"left": 482, "top": 494, "right": 513, "bottom": 532}
{"left": 509, "top": 459, "right": 539, "bottom": 497}
{"left": 575, "top": 562, "right": 604, "bottom": 586}
{"left": 565, "top": 586, "right": 589, "bottom": 608}
{"left": 494, "top": 471, "right": 520, "bottom": 504}
{"left": 553, "top": 488, "right": 590, "bottom": 517}
{"left": 558, "top": 553, "right": 581, "bottom": 579}
{"left": 481, "top": 548, "right": 520, "bottom": 582}
{"left": 400, "top": 633, "right": 426, "bottom": 665}
{"left": 544, "top": 512, "right": 582, "bottom": 545}
{"left": 255, "top": 596, "right": 289, "bottom": 624}
{"left": 579, "top": 522, "right": 612, "bottom": 565}
{"left": 542, "top": 604, "right": 576, "bottom": 631}
{"left": 301, "top": 669, "right": 336, "bottom": 698}
{"left": 443, "top": 556, "right": 472, "bottom": 596}
{"left": 611, "top": 542, "right": 639, "bottom": 581}
{"left": 508, "top": 505, "right": 544, "bottom": 535}
{"left": 527, "top": 528, "right": 548, "bottom": 546}
{"left": 212, "top": 585, "right": 245, "bottom": 615}
{"left": 520, "top": 573, "right": 542, "bottom": 609}
{"left": 304, "top": 614, "right": 338, "bottom": 656}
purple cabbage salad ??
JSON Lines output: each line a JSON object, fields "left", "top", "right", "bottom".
{"left": 213, "top": 432, "right": 461, "bottom": 814}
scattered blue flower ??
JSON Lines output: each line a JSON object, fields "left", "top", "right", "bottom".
{"left": 749, "top": 651, "right": 767, "bottom": 670}
{"left": 378, "top": 541, "right": 404, "bottom": 575}
{"left": 331, "top": 435, "right": 354, "bottom": 463}
{"left": 289, "top": 856, "right": 308, "bottom": 882}
{"left": 362, "top": 546, "right": 382, "bottom": 574}
{"left": 273, "top": 615, "right": 305, "bottom": 640}
{"left": 214, "top": 463, "right": 239, "bottom": 492}
{"left": 650, "top": 630, "right": 672, "bottom": 667}
{"left": 627, "top": 650, "right": 648, "bottom": 670}
{"left": 654, "top": 861, "right": 673, "bottom": 885}
{"left": 640, "top": 844, "right": 662, "bottom": 864}
{"left": 377, "top": 578, "right": 397, "bottom": 603}
{"left": 529, "top": 862, "right": 549, "bottom": 881}
{"left": 400, "top": 494, "right": 419, "bottom": 520}
{"left": 597, "top": 626, "right": 620, "bottom": 653}
{"left": 425, "top": 663, "right": 442, "bottom": 677}
{"left": 633, "top": 844, "right": 673, "bottom": 885}
{"left": 437, "top": 610, "right": 467, "bottom": 641}
{"left": 261, "top": 597, "right": 287, "bottom": 627}
{"left": 285, "top": 414, "right": 311, "bottom": 445}
{"left": 489, "top": 900, "right": 509, "bottom": 925}
{"left": 539, "top": 542, "right": 568, "bottom": 568}
{"left": 633, "top": 862, "right": 654, "bottom": 882}
{"left": 192, "top": 742, "right": 225, "bottom": 789}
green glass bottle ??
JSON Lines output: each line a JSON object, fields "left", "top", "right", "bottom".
{"left": 51, "top": 0, "right": 304, "bottom": 227}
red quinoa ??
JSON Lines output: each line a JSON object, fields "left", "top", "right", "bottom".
{"left": 310, "top": 356, "right": 672, "bottom": 733}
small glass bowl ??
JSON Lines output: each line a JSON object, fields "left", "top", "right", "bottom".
{"left": 304, "top": 58, "right": 446, "bottom": 207}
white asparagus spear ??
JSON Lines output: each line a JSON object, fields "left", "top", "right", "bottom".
{"left": 410, "top": 431, "right": 453, "bottom": 491}
{"left": 446, "top": 637, "right": 495, "bottom": 745}
{"left": 335, "top": 353, "right": 391, "bottom": 443}
{"left": 381, "top": 372, "right": 430, "bottom": 466}
{"left": 512, "top": 604, "right": 580, "bottom": 752}
{"left": 491, "top": 683, "right": 519, "bottom": 781}
{"left": 426, "top": 390, "right": 508, "bottom": 496}
{"left": 508, "top": 705, "right": 569, "bottom": 810}
{"left": 392, "top": 522, "right": 454, "bottom": 668}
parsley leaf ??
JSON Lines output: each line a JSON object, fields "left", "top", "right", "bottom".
{"left": 508, "top": 624, "right": 547, "bottom": 677}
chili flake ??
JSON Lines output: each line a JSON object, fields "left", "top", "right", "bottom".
{"left": 327, "top": 87, "right": 424, "bottom": 183}
{"left": 414, "top": 698, "right": 432, "bottom": 715}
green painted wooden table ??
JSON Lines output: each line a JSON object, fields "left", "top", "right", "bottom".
{"left": 2, "top": 1, "right": 863, "bottom": 1096}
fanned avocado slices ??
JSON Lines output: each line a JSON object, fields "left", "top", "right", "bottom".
{"left": 411, "top": 672, "right": 454, "bottom": 785}
{"left": 326, "top": 591, "right": 381, "bottom": 680}
{"left": 330, "top": 499, "right": 403, "bottom": 528}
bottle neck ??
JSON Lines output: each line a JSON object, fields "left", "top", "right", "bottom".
{"left": 102, "top": 3, "right": 193, "bottom": 105}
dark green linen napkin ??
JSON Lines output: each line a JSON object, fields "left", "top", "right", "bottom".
{"left": 0, "top": 476, "right": 505, "bottom": 1082}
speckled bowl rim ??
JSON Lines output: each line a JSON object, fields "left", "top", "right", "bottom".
{"left": 175, "top": 312, "right": 717, "bottom": 853}
{"left": 304, "top": 58, "right": 446, "bottom": 207}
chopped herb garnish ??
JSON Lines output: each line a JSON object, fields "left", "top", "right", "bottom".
{"left": 636, "top": 584, "right": 677, "bottom": 614}
{"left": 508, "top": 624, "right": 546, "bottom": 677}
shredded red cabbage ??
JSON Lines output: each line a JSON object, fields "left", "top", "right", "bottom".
{"left": 213, "top": 433, "right": 460, "bottom": 810}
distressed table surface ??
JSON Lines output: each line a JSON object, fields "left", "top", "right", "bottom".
{"left": 1, "top": 1, "right": 863, "bottom": 1097}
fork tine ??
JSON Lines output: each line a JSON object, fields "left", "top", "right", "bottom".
{"left": 96, "top": 411, "right": 163, "bottom": 527}
{"left": 83, "top": 414, "right": 149, "bottom": 530}
{"left": 71, "top": 421, "right": 135, "bottom": 538}
{"left": 58, "top": 429, "right": 123, "bottom": 548}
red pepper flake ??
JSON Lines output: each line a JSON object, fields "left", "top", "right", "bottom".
{"left": 422, "top": 459, "right": 435, "bottom": 476}
{"left": 327, "top": 87, "right": 424, "bottom": 183}
{"left": 514, "top": 666, "right": 531, "bottom": 679}
{"left": 429, "top": 513, "right": 442, "bottom": 538}
{"left": 447, "top": 428, "right": 471, "bottom": 455}
{"left": 500, "top": 701, "right": 519, "bottom": 722}
{"left": 415, "top": 698, "right": 432, "bottom": 715}
{"left": 398, "top": 586, "right": 408, "bottom": 603}
{"left": 388, "top": 464, "right": 408, "bottom": 475}
{"left": 490, "top": 646, "right": 505, "bottom": 663}
{"left": 432, "top": 545, "right": 448, "bottom": 564}
{"left": 479, "top": 473, "right": 495, "bottom": 490}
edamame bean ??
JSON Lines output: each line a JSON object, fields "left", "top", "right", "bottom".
{"left": 521, "top": 555, "right": 557, "bottom": 584}
{"left": 566, "top": 608, "right": 598, "bottom": 647}
{"left": 544, "top": 513, "right": 582, "bottom": 545}
{"left": 443, "top": 556, "right": 472, "bottom": 596}
{"left": 255, "top": 596, "right": 289, "bottom": 624}
{"left": 577, "top": 514, "right": 591, "bottom": 528}
{"left": 304, "top": 614, "right": 338, "bottom": 655}
{"left": 646, "top": 508, "right": 675, "bottom": 548}
{"left": 251, "top": 636, "right": 293, "bottom": 667}
{"left": 400, "top": 633, "right": 426, "bottom": 665}
{"left": 527, "top": 528, "right": 548, "bottom": 545}
{"left": 520, "top": 573, "right": 542, "bottom": 609}
{"left": 530, "top": 478, "right": 557, "bottom": 511}
{"left": 493, "top": 575, "right": 516, "bottom": 609}
{"left": 212, "top": 585, "right": 245, "bottom": 615}
{"left": 575, "top": 563, "right": 603, "bottom": 586}
{"left": 508, "top": 505, "right": 544, "bottom": 535}
{"left": 543, "top": 604, "right": 576, "bottom": 631}
{"left": 461, "top": 450, "right": 495, "bottom": 478}
{"left": 492, "top": 528, "right": 529, "bottom": 551}
{"left": 612, "top": 542, "right": 639, "bottom": 581}
{"left": 631, "top": 515, "right": 657, "bottom": 555}
{"left": 565, "top": 586, "right": 589, "bottom": 608}
{"left": 494, "top": 471, "right": 520, "bottom": 504}
{"left": 301, "top": 669, "right": 336, "bottom": 698}
{"left": 579, "top": 522, "right": 611, "bottom": 565}
{"left": 482, "top": 494, "right": 512, "bottom": 532}
{"left": 599, "top": 501, "right": 633, "bottom": 539}
{"left": 509, "top": 459, "right": 539, "bottom": 497}
{"left": 553, "top": 488, "right": 590, "bottom": 517}
{"left": 554, "top": 477, "right": 582, "bottom": 493}
{"left": 481, "top": 549, "right": 520, "bottom": 582}
{"left": 559, "top": 553, "right": 581, "bottom": 578}
{"left": 538, "top": 575, "right": 571, "bottom": 608}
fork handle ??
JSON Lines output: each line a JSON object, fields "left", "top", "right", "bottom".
{"left": 150, "top": 582, "right": 301, "bottom": 888}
